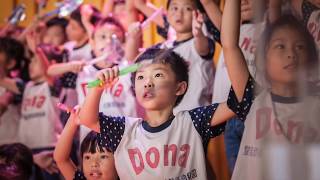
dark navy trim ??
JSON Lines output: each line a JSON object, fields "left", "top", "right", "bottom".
{"left": 73, "top": 40, "right": 89, "bottom": 50}
{"left": 271, "top": 93, "right": 300, "bottom": 104}
{"left": 142, "top": 115, "right": 175, "bottom": 133}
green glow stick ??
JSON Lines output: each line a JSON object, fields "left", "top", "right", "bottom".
{"left": 87, "top": 64, "right": 140, "bottom": 88}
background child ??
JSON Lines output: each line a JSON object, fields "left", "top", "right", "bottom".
{"left": 0, "top": 37, "right": 28, "bottom": 145}
{"left": 136, "top": 0, "right": 215, "bottom": 114}
{"left": 42, "top": 17, "right": 68, "bottom": 46}
{"left": 221, "top": 0, "right": 320, "bottom": 179}
{"left": 54, "top": 107, "right": 117, "bottom": 180}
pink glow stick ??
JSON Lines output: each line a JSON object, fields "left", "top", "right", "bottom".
{"left": 141, "top": 7, "right": 163, "bottom": 29}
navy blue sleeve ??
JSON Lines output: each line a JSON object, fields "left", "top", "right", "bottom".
{"left": 12, "top": 79, "right": 26, "bottom": 104}
{"left": 49, "top": 78, "right": 62, "bottom": 98}
{"left": 156, "top": 15, "right": 170, "bottom": 39}
{"left": 98, "top": 113, "right": 126, "bottom": 152}
{"left": 73, "top": 170, "right": 86, "bottom": 180}
{"left": 189, "top": 104, "right": 226, "bottom": 145}
{"left": 200, "top": 38, "right": 215, "bottom": 60}
{"left": 227, "top": 76, "right": 255, "bottom": 121}
{"left": 204, "top": 18, "right": 221, "bottom": 44}
{"left": 302, "top": 0, "right": 319, "bottom": 26}
{"left": 60, "top": 72, "right": 77, "bottom": 89}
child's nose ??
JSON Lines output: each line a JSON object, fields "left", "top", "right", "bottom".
{"left": 144, "top": 80, "right": 154, "bottom": 88}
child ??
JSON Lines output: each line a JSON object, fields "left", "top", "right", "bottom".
{"left": 136, "top": 0, "right": 215, "bottom": 114}
{"left": 78, "top": 47, "right": 252, "bottom": 179}
{"left": 221, "top": 0, "right": 320, "bottom": 179}
{"left": 42, "top": 17, "right": 68, "bottom": 46}
{"left": 76, "top": 16, "right": 139, "bottom": 142}
{"left": 54, "top": 107, "right": 117, "bottom": 180}
{"left": 0, "top": 143, "right": 34, "bottom": 180}
{"left": 0, "top": 37, "right": 28, "bottom": 145}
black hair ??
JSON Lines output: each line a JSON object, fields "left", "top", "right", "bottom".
{"left": 131, "top": 48, "right": 189, "bottom": 106}
{"left": 114, "top": 0, "right": 125, "bottom": 5}
{"left": 46, "top": 17, "right": 68, "bottom": 29}
{"left": 93, "top": 15, "right": 126, "bottom": 43}
{"left": 70, "top": 4, "right": 101, "bottom": 30}
{"left": 166, "top": 0, "right": 197, "bottom": 9}
{"left": 0, "top": 143, "right": 33, "bottom": 180}
{"left": 80, "top": 131, "right": 111, "bottom": 159}
{"left": 0, "top": 37, "right": 25, "bottom": 71}
{"left": 255, "top": 14, "right": 319, "bottom": 80}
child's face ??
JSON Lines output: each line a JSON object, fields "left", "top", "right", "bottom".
{"left": 241, "top": 0, "right": 254, "bottom": 22}
{"left": 167, "top": 0, "right": 195, "bottom": 34}
{"left": 43, "top": 25, "right": 66, "bottom": 46}
{"left": 82, "top": 150, "right": 117, "bottom": 180}
{"left": 265, "top": 26, "right": 309, "bottom": 86}
{"left": 93, "top": 24, "right": 124, "bottom": 57}
{"left": 134, "top": 62, "right": 186, "bottom": 110}
{"left": 66, "top": 19, "right": 87, "bottom": 42}
{"left": 28, "top": 55, "right": 46, "bottom": 81}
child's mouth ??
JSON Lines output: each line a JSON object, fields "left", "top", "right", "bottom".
{"left": 284, "top": 63, "right": 298, "bottom": 70}
{"left": 90, "top": 170, "right": 102, "bottom": 178}
{"left": 143, "top": 91, "right": 155, "bottom": 99}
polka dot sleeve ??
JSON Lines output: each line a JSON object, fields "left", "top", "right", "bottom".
{"left": 227, "top": 76, "right": 255, "bottom": 121}
{"left": 189, "top": 104, "right": 226, "bottom": 145}
{"left": 302, "top": 0, "right": 319, "bottom": 26}
{"left": 97, "top": 113, "right": 126, "bottom": 152}
{"left": 73, "top": 170, "right": 86, "bottom": 180}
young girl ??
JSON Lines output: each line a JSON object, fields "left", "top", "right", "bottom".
{"left": 221, "top": 0, "right": 320, "bottom": 179}
{"left": 54, "top": 107, "right": 117, "bottom": 180}
{"left": 78, "top": 47, "right": 252, "bottom": 179}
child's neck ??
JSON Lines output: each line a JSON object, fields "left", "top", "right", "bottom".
{"left": 32, "top": 75, "right": 47, "bottom": 84}
{"left": 175, "top": 32, "right": 193, "bottom": 42}
{"left": 75, "top": 36, "right": 89, "bottom": 48}
{"left": 271, "top": 82, "right": 299, "bottom": 97}
{"left": 144, "top": 107, "right": 174, "bottom": 127}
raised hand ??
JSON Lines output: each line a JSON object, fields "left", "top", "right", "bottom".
{"left": 192, "top": 10, "right": 205, "bottom": 38}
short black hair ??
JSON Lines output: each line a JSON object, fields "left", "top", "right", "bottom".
{"left": 80, "top": 131, "right": 111, "bottom": 159}
{"left": 70, "top": 4, "right": 101, "bottom": 30}
{"left": 46, "top": 17, "right": 68, "bottom": 29}
{"left": 166, "top": 0, "right": 198, "bottom": 10}
{"left": 0, "top": 37, "right": 26, "bottom": 71}
{"left": 132, "top": 48, "right": 189, "bottom": 106}
{"left": 93, "top": 15, "right": 126, "bottom": 43}
{"left": 0, "top": 143, "right": 33, "bottom": 180}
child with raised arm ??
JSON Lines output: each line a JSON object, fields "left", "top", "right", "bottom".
{"left": 135, "top": 0, "right": 216, "bottom": 114}
{"left": 54, "top": 107, "right": 117, "bottom": 180}
{"left": 78, "top": 47, "right": 253, "bottom": 179}
{"left": 221, "top": 0, "right": 320, "bottom": 179}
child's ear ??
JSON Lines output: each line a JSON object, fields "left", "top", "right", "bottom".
{"left": 175, "top": 81, "right": 188, "bottom": 96}
{"left": 6, "top": 59, "right": 16, "bottom": 70}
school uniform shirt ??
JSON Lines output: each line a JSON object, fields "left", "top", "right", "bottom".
{"left": 212, "top": 23, "right": 265, "bottom": 103}
{"left": 96, "top": 78, "right": 254, "bottom": 180}
{"left": 231, "top": 88, "right": 320, "bottom": 180}
{"left": 0, "top": 87, "right": 20, "bottom": 145}
{"left": 18, "top": 81, "right": 63, "bottom": 149}
{"left": 76, "top": 62, "right": 138, "bottom": 142}
{"left": 301, "top": 0, "right": 320, "bottom": 78}
{"left": 154, "top": 38, "right": 215, "bottom": 114}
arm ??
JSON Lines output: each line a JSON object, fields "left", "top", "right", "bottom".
{"left": 200, "top": 0, "right": 222, "bottom": 31}
{"left": 102, "top": 0, "right": 115, "bottom": 17}
{"left": 134, "top": 0, "right": 166, "bottom": 27}
{"left": 78, "top": 66, "right": 119, "bottom": 132}
{"left": 0, "top": 78, "right": 21, "bottom": 94}
{"left": 47, "top": 61, "right": 85, "bottom": 77}
{"left": 289, "top": 0, "right": 304, "bottom": 18}
{"left": 268, "top": 0, "right": 283, "bottom": 23}
{"left": 53, "top": 108, "right": 79, "bottom": 179}
{"left": 125, "top": 22, "right": 143, "bottom": 62}
{"left": 193, "top": 11, "right": 210, "bottom": 57}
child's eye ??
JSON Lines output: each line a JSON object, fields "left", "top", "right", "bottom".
{"left": 83, "top": 155, "right": 90, "bottom": 160}
{"left": 137, "top": 75, "right": 144, "bottom": 80}
{"left": 275, "top": 44, "right": 285, "bottom": 49}
{"left": 296, "top": 44, "right": 306, "bottom": 50}
{"left": 155, "top": 73, "right": 163, "bottom": 78}
{"left": 101, "top": 35, "right": 107, "bottom": 39}
{"left": 101, "top": 155, "right": 108, "bottom": 159}
{"left": 186, "top": 7, "right": 193, "bottom": 11}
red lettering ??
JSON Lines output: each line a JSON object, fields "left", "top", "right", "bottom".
{"left": 240, "top": 37, "right": 251, "bottom": 51}
{"left": 272, "top": 119, "right": 283, "bottom": 135}
{"left": 256, "top": 107, "right": 272, "bottom": 139}
{"left": 164, "top": 144, "right": 177, "bottom": 166}
{"left": 128, "top": 148, "right": 144, "bottom": 175}
{"left": 178, "top": 144, "right": 190, "bottom": 168}
{"left": 287, "top": 120, "right": 303, "bottom": 143}
{"left": 146, "top": 147, "right": 160, "bottom": 168}
{"left": 113, "top": 83, "right": 123, "bottom": 97}
{"left": 36, "top": 96, "right": 46, "bottom": 108}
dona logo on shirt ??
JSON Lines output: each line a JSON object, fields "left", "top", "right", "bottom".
{"left": 128, "top": 144, "right": 190, "bottom": 175}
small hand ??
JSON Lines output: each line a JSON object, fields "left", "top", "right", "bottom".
{"left": 96, "top": 66, "right": 119, "bottom": 86}
{"left": 68, "top": 61, "right": 86, "bottom": 73}
{"left": 192, "top": 10, "right": 205, "bottom": 38}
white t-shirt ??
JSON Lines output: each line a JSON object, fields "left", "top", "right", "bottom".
{"left": 231, "top": 90, "right": 320, "bottom": 180}
{"left": 98, "top": 104, "right": 226, "bottom": 180}
{"left": 77, "top": 62, "right": 138, "bottom": 142}
{"left": 18, "top": 82, "right": 63, "bottom": 149}
{"left": 212, "top": 23, "right": 264, "bottom": 103}
{"left": 0, "top": 87, "right": 20, "bottom": 145}
{"left": 159, "top": 38, "right": 214, "bottom": 114}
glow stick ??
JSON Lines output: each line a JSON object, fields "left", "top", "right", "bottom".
{"left": 141, "top": 7, "right": 163, "bottom": 29}
{"left": 87, "top": 64, "right": 140, "bottom": 88}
